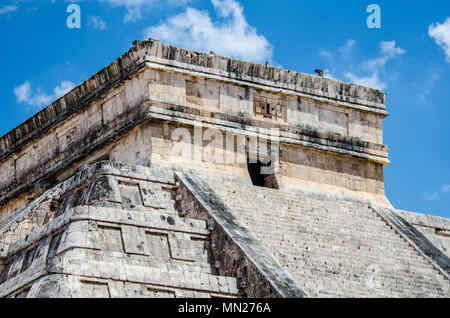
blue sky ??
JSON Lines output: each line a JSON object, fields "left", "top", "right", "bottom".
{"left": 0, "top": 0, "right": 449, "bottom": 217}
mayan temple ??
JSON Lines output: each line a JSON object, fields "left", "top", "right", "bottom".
{"left": 0, "top": 38, "right": 448, "bottom": 298}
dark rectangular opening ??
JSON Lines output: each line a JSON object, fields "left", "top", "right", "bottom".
{"left": 247, "top": 159, "right": 279, "bottom": 189}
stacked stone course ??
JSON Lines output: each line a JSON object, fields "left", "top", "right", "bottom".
{"left": 205, "top": 176, "right": 449, "bottom": 298}
{"left": 0, "top": 39, "right": 448, "bottom": 298}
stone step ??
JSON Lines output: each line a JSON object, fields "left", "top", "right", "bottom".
{"left": 205, "top": 178, "right": 450, "bottom": 298}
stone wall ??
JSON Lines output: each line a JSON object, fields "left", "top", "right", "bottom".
{"left": 0, "top": 39, "right": 390, "bottom": 222}
{"left": 0, "top": 104, "right": 389, "bottom": 221}
{"left": 0, "top": 161, "right": 307, "bottom": 298}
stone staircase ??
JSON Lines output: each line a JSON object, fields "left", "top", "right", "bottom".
{"left": 205, "top": 177, "right": 450, "bottom": 298}
{"left": 175, "top": 172, "right": 308, "bottom": 298}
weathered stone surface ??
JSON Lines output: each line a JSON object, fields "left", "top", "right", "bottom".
{"left": 0, "top": 39, "right": 391, "bottom": 219}
{"left": 0, "top": 162, "right": 240, "bottom": 298}
{"left": 204, "top": 175, "right": 449, "bottom": 298}
{"left": 0, "top": 40, "right": 448, "bottom": 298}
{"left": 371, "top": 206, "right": 449, "bottom": 279}
{"left": 175, "top": 172, "right": 307, "bottom": 298}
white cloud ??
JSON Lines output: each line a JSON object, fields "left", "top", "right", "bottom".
{"left": 143, "top": 0, "right": 273, "bottom": 63}
{"left": 339, "top": 39, "right": 356, "bottom": 56}
{"left": 424, "top": 184, "right": 450, "bottom": 201}
{"left": 344, "top": 41, "right": 405, "bottom": 90}
{"left": 323, "top": 69, "right": 338, "bottom": 80}
{"left": 380, "top": 40, "right": 406, "bottom": 57}
{"left": 14, "top": 81, "right": 75, "bottom": 110}
{"left": 364, "top": 41, "right": 405, "bottom": 71}
{"left": 14, "top": 82, "right": 32, "bottom": 103}
{"left": 0, "top": 5, "right": 18, "bottom": 14}
{"left": 428, "top": 17, "right": 450, "bottom": 63}
{"left": 103, "top": 0, "right": 190, "bottom": 22}
{"left": 319, "top": 49, "right": 333, "bottom": 59}
{"left": 417, "top": 71, "right": 439, "bottom": 104}
{"left": 88, "top": 16, "right": 108, "bottom": 30}
{"left": 105, "top": 0, "right": 149, "bottom": 22}
{"left": 319, "top": 39, "right": 355, "bottom": 60}
{"left": 53, "top": 81, "right": 75, "bottom": 97}
{"left": 344, "top": 71, "right": 387, "bottom": 90}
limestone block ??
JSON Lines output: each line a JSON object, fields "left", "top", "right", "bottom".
{"left": 186, "top": 77, "right": 220, "bottom": 111}
{"left": 219, "top": 83, "right": 252, "bottom": 117}
{"left": 139, "top": 181, "right": 165, "bottom": 209}
{"left": 168, "top": 232, "right": 196, "bottom": 262}
{"left": 110, "top": 123, "right": 153, "bottom": 167}
{"left": 87, "top": 175, "right": 121, "bottom": 204}
{"left": 318, "top": 104, "right": 348, "bottom": 136}
{"left": 149, "top": 70, "right": 186, "bottom": 106}
{"left": 121, "top": 225, "right": 149, "bottom": 256}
